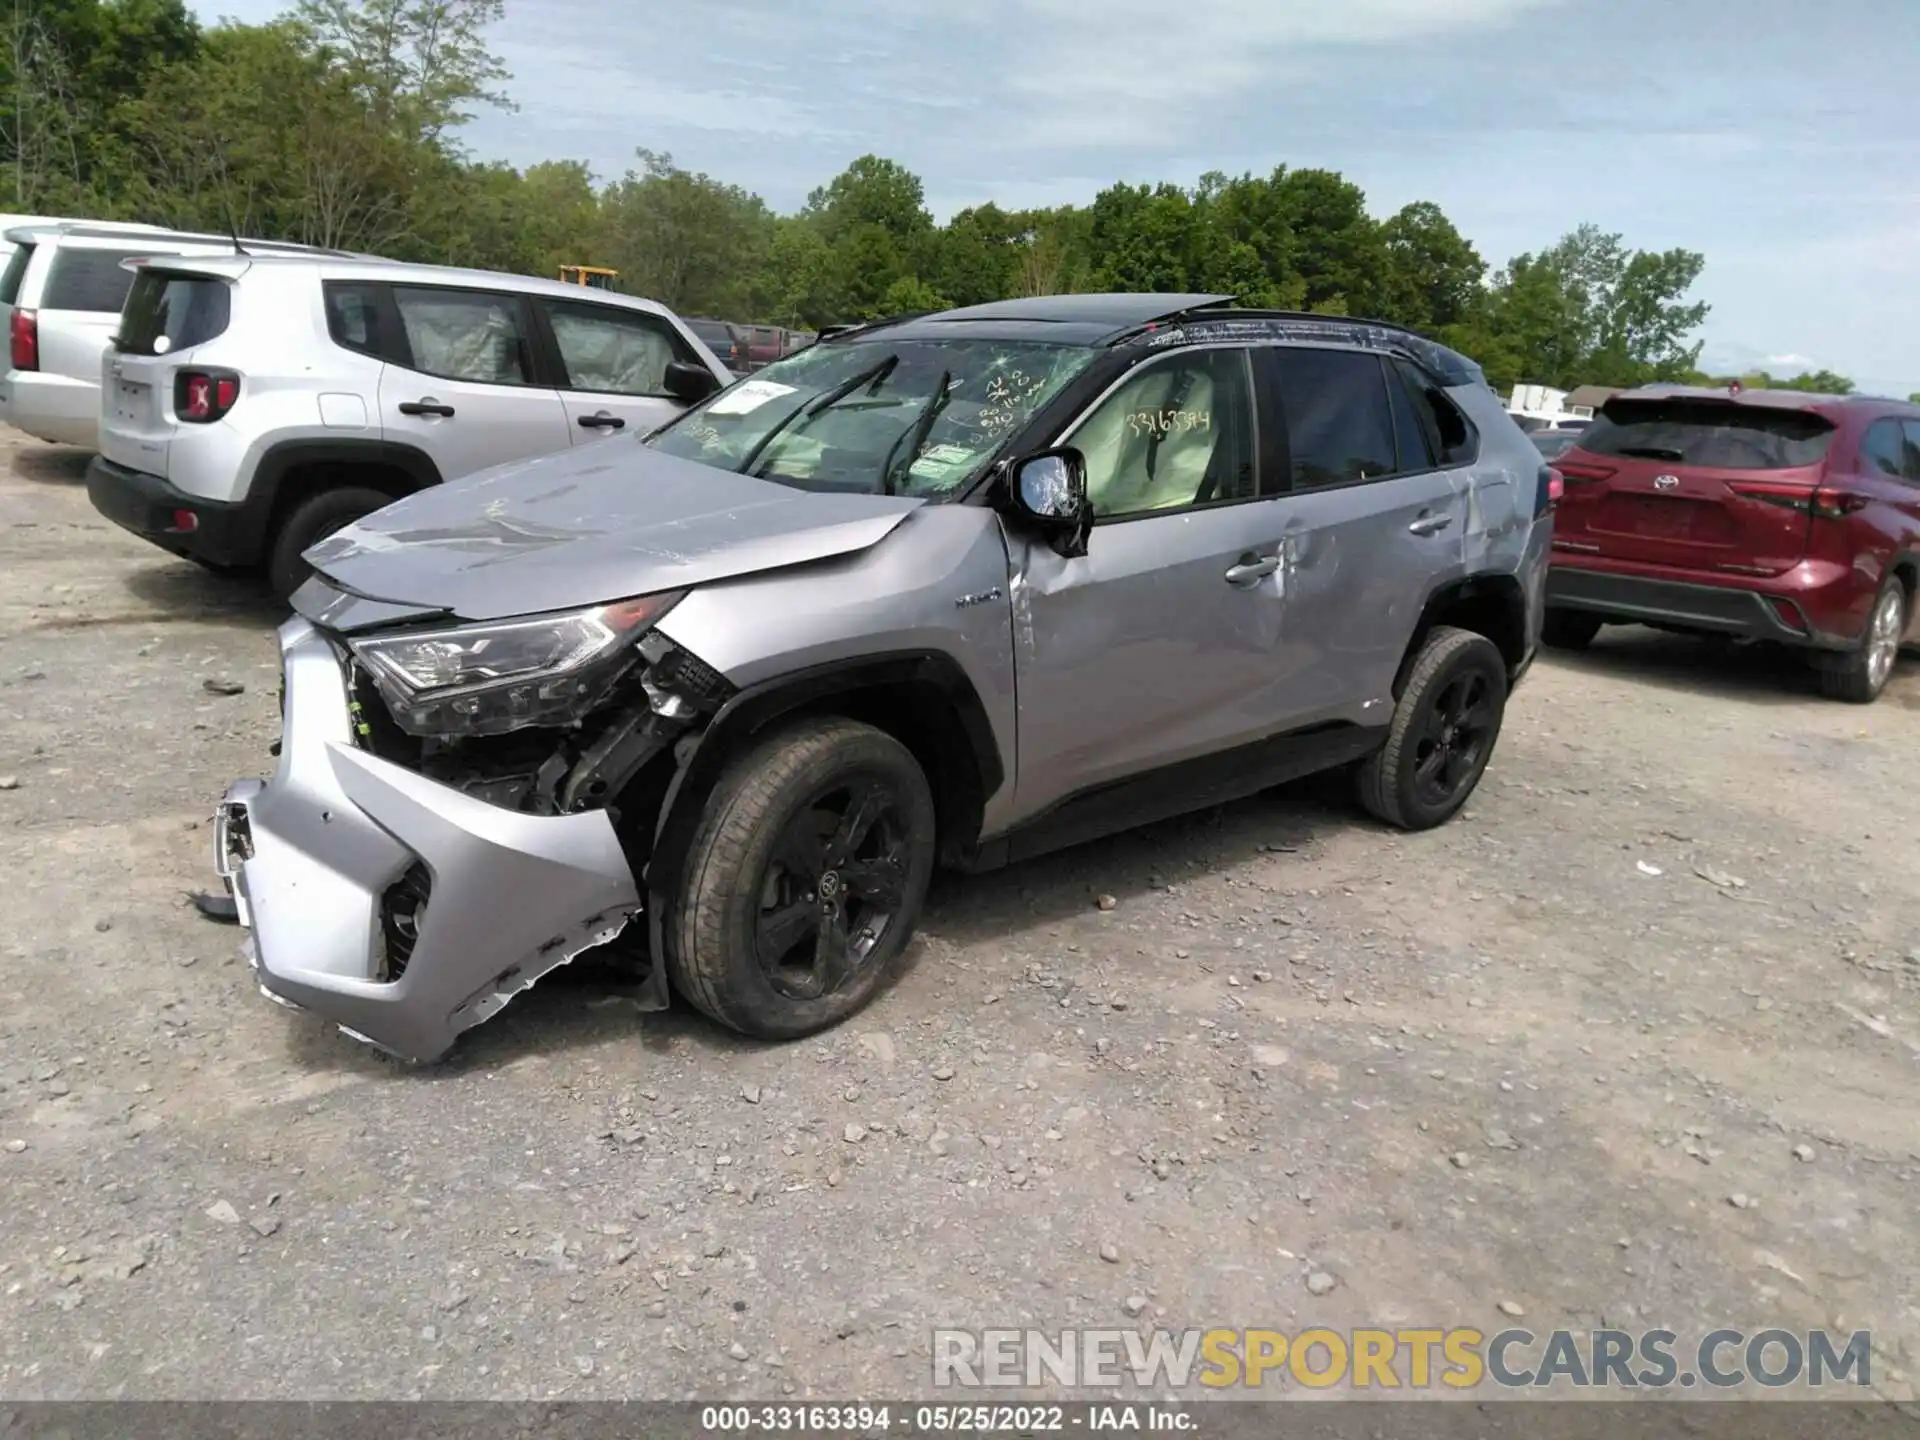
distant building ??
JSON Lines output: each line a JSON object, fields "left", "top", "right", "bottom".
{"left": 1564, "top": 384, "right": 1622, "bottom": 413}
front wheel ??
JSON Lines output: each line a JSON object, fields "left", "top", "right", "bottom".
{"left": 1817, "top": 577, "right": 1907, "bottom": 704}
{"left": 664, "top": 718, "right": 936, "bottom": 1039}
{"left": 1357, "top": 626, "right": 1509, "bottom": 831}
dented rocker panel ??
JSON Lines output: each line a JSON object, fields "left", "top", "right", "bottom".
{"left": 218, "top": 618, "right": 642, "bottom": 1062}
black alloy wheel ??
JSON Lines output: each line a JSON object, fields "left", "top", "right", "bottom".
{"left": 1410, "top": 668, "right": 1498, "bottom": 814}
{"left": 755, "top": 775, "right": 912, "bottom": 1001}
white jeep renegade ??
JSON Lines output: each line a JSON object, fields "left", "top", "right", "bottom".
{"left": 88, "top": 255, "right": 732, "bottom": 595}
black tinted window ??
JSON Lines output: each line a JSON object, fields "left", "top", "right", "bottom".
{"left": 1862, "top": 419, "right": 1905, "bottom": 477}
{"left": 115, "top": 272, "right": 230, "bottom": 354}
{"left": 324, "top": 282, "right": 385, "bottom": 359}
{"left": 1902, "top": 422, "right": 1920, "bottom": 483}
{"left": 43, "top": 247, "right": 156, "bottom": 312}
{"left": 1271, "top": 348, "right": 1397, "bottom": 488}
{"left": 1386, "top": 361, "right": 1437, "bottom": 472}
{"left": 0, "top": 244, "right": 35, "bottom": 305}
{"left": 1581, "top": 399, "right": 1833, "bottom": 470}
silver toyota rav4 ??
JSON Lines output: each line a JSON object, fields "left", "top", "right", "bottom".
{"left": 214, "top": 294, "right": 1554, "bottom": 1062}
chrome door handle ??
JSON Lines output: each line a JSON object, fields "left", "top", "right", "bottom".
{"left": 1408, "top": 513, "right": 1453, "bottom": 536}
{"left": 1224, "top": 554, "right": 1280, "bottom": 586}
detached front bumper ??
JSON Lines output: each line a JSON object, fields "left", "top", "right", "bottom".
{"left": 215, "top": 618, "right": 643, "bottom": 1062}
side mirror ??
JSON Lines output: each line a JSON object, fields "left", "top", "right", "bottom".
{"left": 665, "top": 359, "right": 722, "bottom": 405}
{"left": 1007, "top": 447, "right": 1092, "bottom": 558}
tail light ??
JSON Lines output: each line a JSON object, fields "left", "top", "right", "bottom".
{"left": 1727, "top": 480, "right": 1868, "bottom": 519}
{"left": 175, "top": 368, "right": 240, "bottom": 424}
{"left": 10, "top": 309, "right": 38, "bottom": 370}
{"left": 1555, "top": 459, "right": 1614, "bottom": 484}
{"left": 1534, "top": 464, "right": 1564, "bottom": 517}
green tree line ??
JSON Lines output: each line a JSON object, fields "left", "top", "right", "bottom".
{"left": 1, "top": 0, "right": 1801, "bottom": 397}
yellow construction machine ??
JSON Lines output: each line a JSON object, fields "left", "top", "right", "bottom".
{"left": 558, "top": 265, "right": 618, "bottom": 290}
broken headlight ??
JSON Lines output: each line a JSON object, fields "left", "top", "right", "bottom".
{"left": 350, "top": 593, "right": 683, "bottom": 738}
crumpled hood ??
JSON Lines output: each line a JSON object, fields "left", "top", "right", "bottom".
{"left": 303, "top": 441, "right": 925, "bottom": 621}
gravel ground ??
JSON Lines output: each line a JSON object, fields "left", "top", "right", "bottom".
{"left": 1, "top": 431, "right": 1917, "bottom": 1403}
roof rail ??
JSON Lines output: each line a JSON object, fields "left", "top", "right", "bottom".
{"left": 1119, "top": 308, "right": 1489, "bottom": 389}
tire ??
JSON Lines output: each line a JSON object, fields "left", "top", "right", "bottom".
{"left": 1357, "top": 626, "right": 1509, "bottom": 831}
{"left": 266, "top": 487, "right": 392, "bottom": 599}
{"left": 1817, "top": 576, "right": 1907, "bottom": 704}
{"left": 1541, "top": 608, "right": 1603, "bottom": 651}
{"left": 664, "top": 718, "right": 937, "bottom": 1040}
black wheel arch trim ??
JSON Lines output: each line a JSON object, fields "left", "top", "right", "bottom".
{"left": 1397, "top": 571, "right": 1530, "bottom": 697}
{"left": 640, "top": 649, "right": 1007, "bottom": 983}
{"left": 243, "top": 437, "right": 445, "bottom": 558}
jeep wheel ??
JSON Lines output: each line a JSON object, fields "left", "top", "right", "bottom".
{"left": 1358, "top": 626, "right": 1508, "bottom": 831}
{"left": 1817, "top": 576, "right": 1907, "bottom": 704}
{"left": 267, "top": 487, "right": 392, "bottom": 599}
{"left": 665, "top": 718, "right": 936, "bottom": 1039}
{"left": 1541, "top": 608, "right": 1603, "bottom": 651}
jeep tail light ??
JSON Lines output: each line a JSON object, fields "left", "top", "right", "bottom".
{"left": 175, "top": 368, "right": 240, "bottom": 423}
{"left": 9, "top": 309, "right": 38, "bottom": 370}
{"left": 1727, "top": 480, "right": 1868, "bottom": 519}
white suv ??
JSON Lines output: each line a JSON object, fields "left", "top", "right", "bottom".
{"left": 0, "top": 222, "right": 338, "bottom": 449}
{"left": 88, "top": 255, "right": 733, "bottom": 595}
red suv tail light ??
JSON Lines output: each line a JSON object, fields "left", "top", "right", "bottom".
{"left": 1727, "top": 480, "right": 1868, "bottom": 520}
{"left": 175, "top": 368, "right": 240, "bottom": 424}
{"left": 1555, "top": 459, "right": 1614, "bottom": 484}
{"left": 10, "top": 309, "right": 38, "bottom": 370}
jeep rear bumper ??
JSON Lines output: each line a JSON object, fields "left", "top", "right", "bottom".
{"left": 215, "top": 618, "right": 642, "bottom": 1062}
{"left": 88, "top": 455, "right": 265, "bottom": 569}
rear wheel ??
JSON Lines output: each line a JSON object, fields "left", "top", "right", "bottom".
{"left": 1358, "top": 627, "right": 1508, "bottom": 831}
{"left": 1817, "top": 576, "right": 1907, "bottom": 704}
{"left": 1541, "top": 608, "right": 1603, "bottom": 651}
{"left": 266, "top": 486, "right": 392, "bottom": 599}
{"left": 665, "top": 718, "right": 936, "bottom": 1039}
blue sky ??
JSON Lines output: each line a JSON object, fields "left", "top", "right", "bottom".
{"left": 193, "top": 0, "right": 1920, "bottom": 395}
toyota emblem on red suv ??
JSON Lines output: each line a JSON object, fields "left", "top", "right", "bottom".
{"left": 1653, "top": 474, "right": 1680, "bottom": 490}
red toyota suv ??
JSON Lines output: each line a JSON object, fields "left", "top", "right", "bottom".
{"left": 1543, "top": 385, "right": 1920, "bottom": 702}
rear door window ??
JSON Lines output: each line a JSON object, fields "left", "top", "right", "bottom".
{"left": 0, "top": 243, "right": 36, "bottom": 305}
{"left": 391, "top": 286, "right": 534, "bottom": 385}
{"left": 42, "top": 247, "right": 166, "bottom": 313}
{"left": 1581, "top": 398, "right": 1833, "bottom": 470}
{"left": 1385, "top": 359, "right": 1439, "bottom": 473}
{"left": 1269, "top": 347, "right": 1398, "bottom": 489}
{"left": 114, "top": 271, "right": 230, "bottom": 355}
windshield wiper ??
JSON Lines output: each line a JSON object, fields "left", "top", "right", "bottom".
{"left": 1617, "top": 445, "right": 1686, "bottom": 461}
{"left": 880, "top": 370, "right": 952, "bottom": 495}
{"left": 737, "top": 354, "right": 899, "bottom": 479}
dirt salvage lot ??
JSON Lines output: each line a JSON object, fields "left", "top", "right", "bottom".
{"left": 1, "top": 426, "right": 1917, "bottom": 1403}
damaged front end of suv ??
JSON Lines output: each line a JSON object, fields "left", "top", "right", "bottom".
{"left": 216, "top": 581, "right": 736, "bottom": 1062}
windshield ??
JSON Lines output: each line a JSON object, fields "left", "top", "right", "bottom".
{"left": 645, "top": 337, "right": 1098, "bottom": 498}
